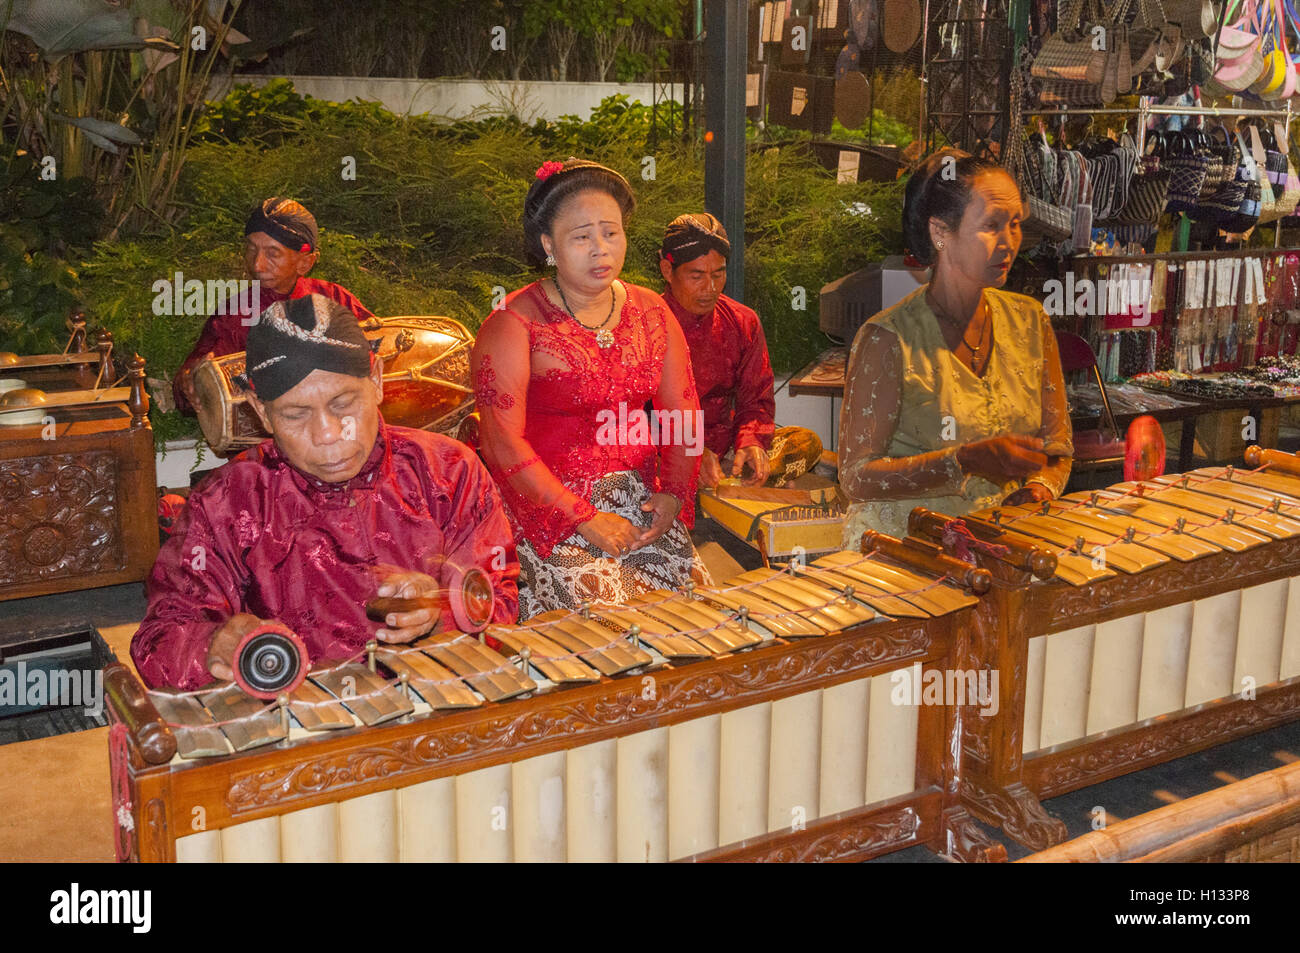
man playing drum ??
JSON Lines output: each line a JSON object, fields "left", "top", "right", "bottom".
{"left": 133, "top": 295, "right": 519, "bottom": 690}
{"left": 172, "top": 196, "right": 373, "bottom": 415}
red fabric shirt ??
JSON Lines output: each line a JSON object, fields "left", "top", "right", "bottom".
{"left": 172, "top": 276, "right": 373, "bottom": 414}
{"left": 130, "top": 421, "right": 519, "bottom": 690}
{"left": 472, "top": 281, "right": 701, "bottom": 557}
{"left": 662, "top": 288, "right": 776, "bottom": 457}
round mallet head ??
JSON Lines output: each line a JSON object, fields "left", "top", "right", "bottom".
{"left": 233, "top": 624, "right": 308, "bottom": 700}
{"left": 448, "top": 566, "right": 495, "bottom": 634}
{"left": 1124, "top": 414, "right": 1167, "bottom": 483}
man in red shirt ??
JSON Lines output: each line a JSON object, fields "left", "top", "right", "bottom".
{"left": 133, "top": 295, "right": 518, "bottom": 690}
{"left": 171, "top": 196, "right": 373, "bottom": 415}
{"left": 659, "top": 212, "right": 821, "bottom": 489}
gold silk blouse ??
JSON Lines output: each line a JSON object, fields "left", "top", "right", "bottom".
{"left": 838, "top": 285, "right": 1073, "bottom": 544}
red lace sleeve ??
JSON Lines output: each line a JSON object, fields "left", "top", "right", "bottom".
{"left": 653, "top": 303, "right": 702, "bottom": 527}
{"left": 472, "top": 308, "right": 597, "bottom": 555}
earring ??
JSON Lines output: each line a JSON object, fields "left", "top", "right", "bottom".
{"left": 935, "top": 241, "right": 945, "bottom": 250}
{"left": 545, "top": 253, "right": 556, "bottom": 266}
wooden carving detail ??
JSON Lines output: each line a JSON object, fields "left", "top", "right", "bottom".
{"left": 753, "top": 807, "right": 922, "bottom": 863}
{"left": 1031, "top": 684, "right": 1300, "bottom": 796}
{"left": 227, "top": 623, "right": 934, "bottom": 813}
{"left": 941, "top": 805, "right": 1007, "bottom": 863}
{"left": 962, "top": 778, "right": 1068, "bottom": 851}
{"left": 423, "top": 349, "right": 470, "bottom": 386}
{"left": 1043, "top": 540, "right": 1300, "bottom": 630}
{"left": 143, "top": 798, "right": 168, "bottom": 864}
{"left": 0, "top": 451, "right": 124, "bottom": 584}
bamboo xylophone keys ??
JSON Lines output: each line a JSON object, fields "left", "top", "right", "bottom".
{"left": 1030, "top": 499, "right": 1217, "bottom": 562}
{"left": 624, "top": 591, "right": 769, "bottom": 653}
{"left": 198, "top": 684, "right": 288, "bottom": 751}
{"left": 148, "top": 692, "right": 231, "bottom": 759}
{"left": 730, "top": 568, "right": 878, "bottom": 629}
{"left": 421, "top": 636, "right": 536, "bottom": 702}
{"left": 375, "top": 646, "right": 489, "bottom": 705}
{"left": 288, "top": 678, "right": 358, "bottom": 730}
{"left": 486, "top": 625, "right": 604, "bottom": 684}
{"left": 311, "top": 664, "right": 414, "bottom": 726}
{"left": 1079, "top": 490, "right": 1269, "bottom": 552}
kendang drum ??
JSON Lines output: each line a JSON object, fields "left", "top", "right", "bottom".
{"left": 191, "top": 315, "right": 475, "bottom": 455}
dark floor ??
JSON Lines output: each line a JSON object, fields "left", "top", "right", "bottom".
{"left": 0, "top": 582, "right": 148, "bottom": 642}
{"left": 871, "top": 719, "right": 1300, "bottom": 863}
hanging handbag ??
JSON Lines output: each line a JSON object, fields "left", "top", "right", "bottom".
{"left": 1113, "top": 135, "right": 1171, "bottom": 225}
{"left": 1007, "top": 66, "right": 1074, "bottom": 245}
{"left": 1248, "top": 125, "right": 1284, "bottom": 223}
{"left": 1194, "top": 126, "right": 1226, "bottom": 196}
{"left": 1164, "top": 0, "right": 1221, "bottom": 36}
{"left": 1032, "top": 32, "right": 1109, "bottom": 83}
{"left": 1219, "top": 128, "right": 1263, "bottom": 232}
{"left": 1272, "top": 121, "right": 1300, "bottom": 217}
{"left": 1161, "top": 129, "right": 1211, "bottom": 212}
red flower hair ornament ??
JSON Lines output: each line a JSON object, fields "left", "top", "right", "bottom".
{"left": 535, "top": 160, "right": 565, "bottom": 182}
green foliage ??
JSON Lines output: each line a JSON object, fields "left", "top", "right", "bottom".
{"left": 744, "top": 148, "right": 904, "bottom": 373}
{"left": 830, "top": 110, "right": 918, "bottom": 148}
{"left": 0, "top": 154, "right": 100, "bottom": 353}
{"left": 541, "top": 94, "right": 683, "bottom": 153}
{"left": 0, "top": 231, "right": 82, "bottom": 355}
{"left": 192, "top": 79, "right": 399, "bottom": 147}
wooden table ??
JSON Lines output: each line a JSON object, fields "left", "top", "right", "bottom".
{"left": 0, "top": 355, "right": 159, "bottom": 601}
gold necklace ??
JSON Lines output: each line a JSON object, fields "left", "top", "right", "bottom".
{"left": 930, "top": 293, "right": 988, "bottom": 356}
{"left": 555, "top": 278, "right": 617, "bottom": 349}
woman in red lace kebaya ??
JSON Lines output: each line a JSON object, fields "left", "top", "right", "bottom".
{"left": 471, "top": 159, "right": 708, "bottom": 618}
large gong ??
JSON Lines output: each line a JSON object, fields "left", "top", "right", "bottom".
{"left": 191, "top": 315, "right": 475, "bottom": 456}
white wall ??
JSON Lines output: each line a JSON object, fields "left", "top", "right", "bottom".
{"left": 156, "top": 439, "right": 223, "bottom": 490}
{"left": 776, "top": 389, "right": 839, "bottom": 453}
{"left": 210, "top": 74, "right": 675, "bottom": 122}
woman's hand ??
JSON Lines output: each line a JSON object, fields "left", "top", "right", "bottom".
{"left": 578, "top": 511, "right": 642, "bottom": 558}
{"left": 956, "top": 435, "right": 1047, "bottom": 483}
{"left": 635, "top": 493, "right": 683, "bottom": 548}
{"left": 1003, "top": 482, "right": 1054, "bottom": 506}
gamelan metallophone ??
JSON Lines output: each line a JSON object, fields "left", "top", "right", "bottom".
{"left": 909, "top": 446, "right": 1300, "bottom": 850}
{"left": 106, "top": 540, "right": 1006, "bottom": 863}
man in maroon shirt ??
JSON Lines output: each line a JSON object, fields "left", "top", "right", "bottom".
{"left": 133, "top": 295, "right": 518, "bottom": 691}
{"left": 171, "top": 196, "right": 373, "bottom": 415}
{"left": 659, "top": 212, "right": 821, "bottom": 489}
